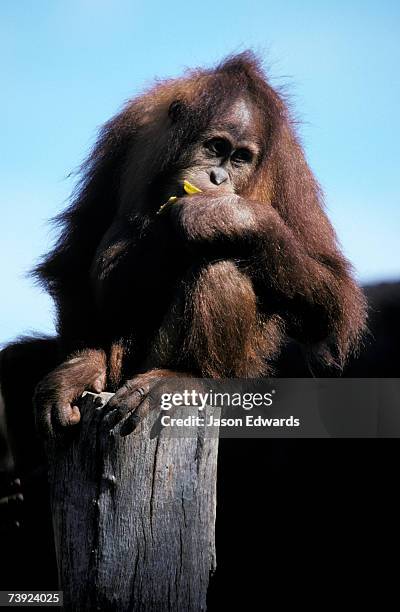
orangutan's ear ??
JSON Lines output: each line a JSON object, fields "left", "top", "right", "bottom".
{"left": 168, "top": 99, "right": 188, "bottom": 123}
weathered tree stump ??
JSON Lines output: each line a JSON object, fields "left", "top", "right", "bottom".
{"left": 48, "top": 391, "right": 219, "bottom": 611}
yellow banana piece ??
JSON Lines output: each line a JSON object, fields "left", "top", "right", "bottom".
{"left": 183, "top": 180, "right": 202, "bottom": 195}
{"left": 157, "top": 182, "right": 202, "bottom": 215}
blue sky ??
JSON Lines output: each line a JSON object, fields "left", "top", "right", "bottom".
{"left": 1, "top": 0, "right": 399, "bottom": 345}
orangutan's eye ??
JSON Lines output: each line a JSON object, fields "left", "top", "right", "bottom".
{"left": 231, "top": 148, "right": 253, "bottom": 164}
{"left": 204, "top": 137, "right": 232, "bottom": 157}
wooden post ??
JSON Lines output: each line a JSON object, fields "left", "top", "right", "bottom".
{"left": 48, "top": 391, "right": 219, "bottom": 611}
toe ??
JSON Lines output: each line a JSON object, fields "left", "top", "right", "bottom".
{"left": 102, "top": 385, "right": 148, "bottom": 430}
{"left": 52, "top": 403, "right": 81, "bottom": 431}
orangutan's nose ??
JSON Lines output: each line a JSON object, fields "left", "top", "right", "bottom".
{"left": 210, "top": 168, "right": 229, "bottom": 185}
